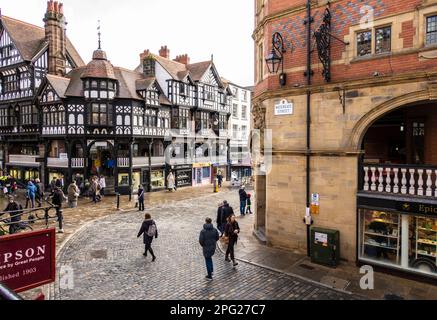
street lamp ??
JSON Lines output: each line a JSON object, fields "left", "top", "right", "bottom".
{"left": 265, "top": 32, "right": 287, "bottom": 86}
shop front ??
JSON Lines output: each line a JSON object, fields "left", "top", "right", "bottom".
{"left": 358, "top": 194, "right": 437, "bottom": 278}
{"left": 150, "top": 168, "right": 166, "bottom": 191}
{"left": 117, "top": 170, "right": 141, "bottom": 195}
{"left": 170, "top": 165, "right": 192, "bottom": 188}
{"left": 5, "top": 165, "right": 41, "bottom": 186}
{"left": 192, "top": 163, "right": 212, "bottom": 187}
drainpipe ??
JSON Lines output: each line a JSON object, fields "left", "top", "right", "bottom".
{"left": 305, "top": 0, "right": 313, "bottom": 257}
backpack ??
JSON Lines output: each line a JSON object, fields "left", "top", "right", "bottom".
{"left": 147, "top": 223, "right": 157, "bottom": 237}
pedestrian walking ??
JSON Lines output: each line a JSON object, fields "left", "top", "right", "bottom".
{"left": 52, "top": 186, "right": 67, "bottom": 233}
{"left": 238, "top": 186, "right": 248, "bottom": 216}
{"left": 67, "top": 182, "right": 80, "bottom": 208}
{"left": 246, "top": 193, "right": 253, "bottom": 214}
{"left": 217, "top": 171, "right": 223, "bottom": 188}
{"left": 35, "top": 178, "right": 44, "bottom": 207}
{"left": 98, "top": 175, "right": 106, "bottom": 197}
{"left": 90, "top": 177, "right": 99, "bottom": 203}
{"left": 25, "top": 181, "right": 37, "bottom": 209}
{"left": 199, "top": 217, "right": 220, "bottom": 280}
{"left": 167, "top": 171, "right": 175, "bottom": 192}
{"left": 224, "top": 215, "right": 240, "bottom": 267}
{"left": 137, "top": 213, "right": 158, "bottom": 261}
{"left": 1, "top": 196, "right": 23, "bottom": 234}
{"left": 50, "top": 177, "right": 57, "bottom": 195}
{"left": 216, "top": 201, "right": 225, "bottom": 237}
{"left": 220, "top": 200, "right": 234, "bottom": 236}
{"left": 138, "top": 185, "right": 145, "bottom": 211}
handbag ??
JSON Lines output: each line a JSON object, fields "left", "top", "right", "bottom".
{"left": 221, "top": 236, "right": 229, "bottom": 245}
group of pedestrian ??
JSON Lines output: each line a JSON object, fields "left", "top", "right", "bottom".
{"left": 0, "top": 176, "right": 18, "bottom": 197}
{"left": 89, "top": 175, "right": 106, "bottom": 203}
{"left": 0, "top": 195, "right": 24, "bottom": 234}
{"left": 238, "top": 185, "right": 252, "bottom": 216}
{"left": 25, "top": 179, "right": 44, "bottom": 209}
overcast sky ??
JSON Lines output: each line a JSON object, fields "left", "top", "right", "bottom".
{"left": 1, "top": 0, "right": 255, "bottom": 86}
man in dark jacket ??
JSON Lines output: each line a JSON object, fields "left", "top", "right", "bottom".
{"left": 239, "top": 186, "right": 248, "bottom": 216}
{"left": 52, "top": 186, "right": 66, "bottom": 233}
{"left": 137, "top": 213, "right": 158, "bottom": 261}
{"left": 199, "top": 218, "right": 219, "bottom": 280}
{"left": 35, "top": 178, "right": 44, "bottom": 207}
{"left": 221, "top": 200, "right": 234, "bottom": 224}
{"left": 1, "top": 196, "right": 23, "bottom": 234}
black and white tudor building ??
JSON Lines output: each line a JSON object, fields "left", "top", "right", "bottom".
{"left": 0, "top": 1, "right": 233, "bottom": 194}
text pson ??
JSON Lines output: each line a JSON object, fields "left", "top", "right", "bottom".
{"left": 0, "top": 246, "right": 46, "bottom": 264}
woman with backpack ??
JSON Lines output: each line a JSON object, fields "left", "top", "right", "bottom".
{"left": 137, "top": 213, "right": 158, "bottom": 261}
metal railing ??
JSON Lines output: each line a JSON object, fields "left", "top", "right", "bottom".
{"left": 0, "top": 282, "right": 23, "bottom": 301}
{"left": 0, "top": 198, "right": 60, "bottom": 236}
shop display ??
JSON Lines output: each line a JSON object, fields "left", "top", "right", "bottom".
{"left": 151, "top": 170, "right": 165, "bottom": 190}
{"left": 361, "top": 210, "right": 401, "bottom": 264}
{"left": 415, "top": 217, "right": 437, "bottom": 260}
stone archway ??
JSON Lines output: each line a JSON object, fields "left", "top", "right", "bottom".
{"left": 349, "top": 89, "right": 433, "bottom": 152}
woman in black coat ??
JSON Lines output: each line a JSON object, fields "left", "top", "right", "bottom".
{"left": 137, "top": 213, "right": 158, "bottom": 261}
{"left": 224, "top": 215, "right": 240, "bottom": 267}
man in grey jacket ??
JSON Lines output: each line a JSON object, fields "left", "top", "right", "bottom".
{"left": 199, "top": 217, "right": 220, "bottom": 281}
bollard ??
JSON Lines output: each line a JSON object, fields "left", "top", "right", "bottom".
{"left": 116, "top": 193, "right": 120, "bottom": 210}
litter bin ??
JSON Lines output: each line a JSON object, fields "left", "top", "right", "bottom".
{"left": 310, "top": 227, "right": 340, "bottom": 267}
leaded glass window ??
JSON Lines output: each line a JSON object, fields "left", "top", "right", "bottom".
{"left": 426, "top": 15, "right": 437, "bottom": 45}
{"left": 357, "top": 30, "right": 372, "bottom": 56}
{"left": 375, "top": 26, "right": 391, "bottom": 54}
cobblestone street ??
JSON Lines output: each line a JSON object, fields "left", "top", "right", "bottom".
{"left": 50, "top": 189, "right": 360, "bottom": 300}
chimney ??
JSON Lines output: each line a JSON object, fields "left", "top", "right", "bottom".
{"left": 140, "top": 49, "right": 150, "bottom": 61}
{"left": 44, "top": 0, "right": 67, "bottom": 76}
{"left": 173, "top": 54, "right": 190, "bottom": 65}
{"left": 159, "top": 45, "right": 170, "bottom": 59}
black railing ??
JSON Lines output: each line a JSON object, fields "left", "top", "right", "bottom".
{"left": 0, "top": 282, "right": 23, "bottom": 301}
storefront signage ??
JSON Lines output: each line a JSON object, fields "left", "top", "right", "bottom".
{"left": 397, "top": 202, "right": 437, "bottom": 217}
{"left": 0, "top": 229, "right": 56, "bottom": 293}
{"left": 274, "top": 99, "right": 294, "bottom": 116}
{"left": 193, "top": 162, "right": 211, "bottom": 168}
{"left": 59, "top": 153, "right": 68, "bottom": 160}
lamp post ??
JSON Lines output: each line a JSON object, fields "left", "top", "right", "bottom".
{"left": 265, "top": 32, "right": 288, "bottom": 86}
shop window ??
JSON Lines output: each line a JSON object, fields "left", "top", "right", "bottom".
{"left": 357, "top": 30, "right": 372, "bottom": 56}
{"left": 202, "top": 167, "right": 210, "bottom": 178}
{"left": 375, "top": 26, "right": 391, "bottom": 54}
{"left": 118, "top": 173, "right": 129, "bottom": 186}
{"left": 359, "top": 209, "right": 437, "bottom": 276}
{"left": 426, "top": 15, "right": 437, "bottom": 45}
{"left": 151, "top": 170, "right": 165, "bottom": 189}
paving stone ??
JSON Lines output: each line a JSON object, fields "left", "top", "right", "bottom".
{"left": 50, "top": 189, "right": 359, "bottom": 300}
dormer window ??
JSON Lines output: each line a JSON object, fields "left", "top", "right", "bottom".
{"left": 91, "top": 80, "right": 98, "bottom": 88}
{"left": 84, "top": 79, "right": 117, "bottom": 100}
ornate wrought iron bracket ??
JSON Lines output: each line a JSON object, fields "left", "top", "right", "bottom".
{"left": 314, "top": 7, "right": 350, "bottom": 83}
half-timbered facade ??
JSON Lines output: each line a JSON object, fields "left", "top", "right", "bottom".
{"left": 0, "top": 1, "right": 84, "bottom": 184}
{"left": 0, "top": 2, "right": 232, "bottom": 194}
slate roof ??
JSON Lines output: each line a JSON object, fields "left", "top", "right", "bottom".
{"left": 0, "top": 15, "right": 85, "bottom": 66}
{"left": 81, "top": 50, "right": 116, "bottom": 80}
{"left": 46, "top": 74, "right": 70, "bottom": 98}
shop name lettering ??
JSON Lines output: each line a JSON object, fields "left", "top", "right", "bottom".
{"left": 418, "top": 205, "right": 437, "bottom": 215}
{"left": 0, "top": 245, "right": 46, "bottom": 268}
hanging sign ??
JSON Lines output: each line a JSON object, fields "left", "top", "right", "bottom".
{"left": 274, "top": 99, "right": 294, "bottom": 116}
{"left": 59, "top": 153, "right": 68, "bottom": 160}
{"left": 0, "top": 229, "right": 56, "bottom": 293}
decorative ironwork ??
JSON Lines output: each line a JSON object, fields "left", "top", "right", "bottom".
{"left": 314, "top": 8, "right": 332, "bottom": 82}
{"left": 265, "top": 32, "right": 291, "bottom": 86}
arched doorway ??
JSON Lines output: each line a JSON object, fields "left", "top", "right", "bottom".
{"left": 356, "top": 99, "right": 437, "bottom": 277}
{"left": 87, "top": 140, "right": 115, "bottom": 178}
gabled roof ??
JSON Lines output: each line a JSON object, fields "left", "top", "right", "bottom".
{"left": 46, "top": 74, "right": 70, "bottom": 98}
{"left": 152, "top": 54, "right": 187, "bottom": 81}
{"left": 0, "top": 15, "right": 85, "bottom": 66}
{"left": 186, "top": 61, "right": 212, "bottom": 81}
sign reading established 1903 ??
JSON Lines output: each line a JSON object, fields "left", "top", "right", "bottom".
{"left": 274, "top": 99, "right": 294, "bottom": 116}
{"left": 0, "top": 229, "right": 56, "bottom": 292}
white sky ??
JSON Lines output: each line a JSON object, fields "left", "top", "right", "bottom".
{"left": 1, "top": 0, "right": 255, "bottom": 86}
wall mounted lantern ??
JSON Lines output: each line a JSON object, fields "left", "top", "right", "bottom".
{"left": 265, "top": 32, "right": 288, "bottom": 86}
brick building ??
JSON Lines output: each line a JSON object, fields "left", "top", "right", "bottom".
{"left": 253, "top": 0, "right": 437, "bottom": 278}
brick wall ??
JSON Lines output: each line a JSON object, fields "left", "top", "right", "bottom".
{"left": 255, "top": 0, "right": 436, "bottom": 95}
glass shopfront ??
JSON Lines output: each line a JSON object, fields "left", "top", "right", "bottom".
{"left": 175, "top": 168, "right": 192, "bottom": 188}
{"left": 359, "top": 209, "right": 437, "bottom": 277}
{"left": 49, "top": 171, "right": 65, "bottom": 187}
{"left": 151, "top": 170, "right": 165, "bottom": 190}
{"left": 118, "top": 172, "right": 141, "bottom": 188}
